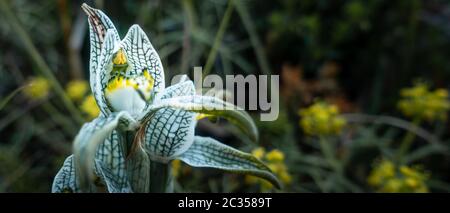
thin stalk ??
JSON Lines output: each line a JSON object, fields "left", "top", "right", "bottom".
{"left": 396, "top": 117, "right": 422, "bottom": 164}
{"left": 318, "top": 136, "right": 342, "bottom": 174}
{"left": 234, "top": 1, "right": 271, "bottom": 76}
{"left": 0, "top": 0, "right": 84, "bottom": 124}
{"left": 180, "top": 0, "right": 196, "bottom": 75}
{"left": 0, "top": 85, "right": 27, "bottom": 111}
{"left": 42, "top": 102, "right": 78, "bottom": 134}
{"left": 203, "top": 0, "right": 235, "bottom": 75}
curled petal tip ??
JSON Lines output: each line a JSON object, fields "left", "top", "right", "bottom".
{"left": 81, "top": 3, "right": 95, "bottom": 16}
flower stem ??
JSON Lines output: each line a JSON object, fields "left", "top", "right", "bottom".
{"left": 149, "top": 161, "right": 172, "bottom": 192}
{"left": 396, "top": 117, "right": 422, "bottom": 164}
{"left": 319, "top": 136, "right": 342, "bottom": 174}
{"left": 235, "top": 1, "right": 271, "bottom": 76}
{"left": 203, "top": 0, "right": 235, "bottom": 76}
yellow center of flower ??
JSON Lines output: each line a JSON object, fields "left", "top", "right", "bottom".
{"left": 112, "top": 48, "right": 127, "bottom": 65}
{"left": 104, "top": 49, "right": 155, "bottom": 116}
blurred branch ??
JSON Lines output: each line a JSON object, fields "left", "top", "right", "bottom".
{"left": 28, "top": 116, "right": 71, "bottom": 154}
{"left": 180, "top": 0, "right": 196, "bottom": 75}
{"left": 0, "top": 100, "right": 42, "bottom": 131}
{"left": 58, "top": 0, "right": 86, "bottom": 79}
{"left": 0, "top": 0, "right": 84, "bottom": 125}
{"left": 0, "top": 85, "right": 27, "bottom": 111}
{"left": 68, "top": 12, "right": 87, "bottom": 79}
{"left": 193, "top": 29, "right": 253, "bottom": 73}
{"left": 342, "top": 113, "right": 442, "bottom": 144}
{"left": 0, "top": 158, "right": 32, "bottom": 191}
{"left": 235, "top": 1, "right": 271, "bottom": 75}
{"left": 203, "top": 0, "right": 235, "bottom": 75}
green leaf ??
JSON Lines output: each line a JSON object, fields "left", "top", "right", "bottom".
{"left": 0, "top": 85, "right": 26, "bottom": 111}
{"left": 52, "top": 155, "right": 82, "bottom": 193}
{"left": 177, "top": 136, "right": 281, "bottom": 189}
{"left": 404, "top": 143, "right": 448, "bottom": 164}
{"left": 73, "top": 111, "right": 136, "bottom": 191}
{"left": 146, "top": 95, "right": 259, "bottom": 142}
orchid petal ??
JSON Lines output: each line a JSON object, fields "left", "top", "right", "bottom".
{"left": 95, "top": 130, "right": 132, "bottom": 193}
{"left": 52, "top": 155, "right": 83, "bottom": 193}
{"left": 82, "top": 3, "right": 120, "bottom": 115}
{"left": 73, "top": 111, "right": 136, "bottom": 191}
{"left": 141, "top": 107, "right": 196, "bottom": 163}
{"left": 177, "top": 136, "right": 281, "bottom": 189}
{"left": 122, "top": 25, "right": 165, "bottom": 93}
{"left": 143, "top": 95, "right": 259, "bottom": 142}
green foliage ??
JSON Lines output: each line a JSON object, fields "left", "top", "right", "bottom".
{"left": 1, "top": 0, "right": 450, "bottom": 193}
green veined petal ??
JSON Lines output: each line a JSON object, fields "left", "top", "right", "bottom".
{"left": 141, "top": 107, "right": 196, "bottom": 163}
{"left": 73, "top": 111, "right": 136, "bottom": 191}
{"left": 95, "top": 130, "right": 132, "bottom": 193}
{"left": 145, "top": 95, "right": 259, "bottom": 142}
{"left": 177, "top": 136, "right": 281, "bottom": 189}
{"left": 95, "top": 29, "right": 119, "bottom": 115}
{"left": 52, "top": 155, "right": 83, "bottom": 193}
{"left": 82, "top": 3, "right": 120, "bottom": 115}
{"left": 140, "top": 79, "right": 195, "bottom": 122}
{"left": 122, "top": 25, "right": 165, "bottom": 93}
{"left": 157, "top": 79, "right": 195, "bottom": 100}
{"left": 126, "top": 147, "right": 151, "bottom": 193}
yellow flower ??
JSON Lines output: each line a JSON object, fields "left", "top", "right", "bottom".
{"left": 66, "top": 80, "right": 89, "bottom": 102}
{"left": 397, "top": 82, "right": 450, "bottom": 122}
{"left": 80, "top": 95, "right": 100, "bottom": 120}
{"left": 279, "top": 171, "right": 292, "bottom": 185}
{"left": 298, "top": 101, "right": 346, "bottom": 136}
{"left": 246, "top": 147, "right": 292, "bottom": 191}
{"left": 251, "top": 147, "right": 266, "bottom": 160}
{"left": 23, "top": 77, "right": 50, "bottom": 100}
{"left": 265, "top": 149, "right": 284, "bottom": 162}
{"left": 368, "top": 160, "right": 395, "bottom": 186}
{"left": 382, "top": 179, "right": 403, "bottom": 193}
{"left": 368, "top": 159, "right": 429, "bottom": 193}
{"left": 405, "top": 177, "right": 418, "bottom": 188}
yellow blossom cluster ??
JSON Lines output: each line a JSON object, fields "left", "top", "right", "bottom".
{"left": 23, "top": 77, "right": 50, "bottom": 100}
{"left": 298, "top": 101, "right": 346, "bottom": 136}
{"left": 368, "top": 159, "right": 429, "bottom": 193}
{"left": 65, "top": 80, "right": 100, "bottom": 121}
{"left": 245, "top": 148, "right": 292, "bottom": 191}
{"left": 397, "top": 82, "right": 450, "bottom": 121}
{"left": 66, "top": 80, "right": 89, "bottom": 102}
{"left": 79, "top": 95, "right": 100, "bottom": 120}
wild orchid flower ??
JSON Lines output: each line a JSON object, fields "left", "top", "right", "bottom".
{"left": 52, "top": 3, "right": 280, "bottom": 193}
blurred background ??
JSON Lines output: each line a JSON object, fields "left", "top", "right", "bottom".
{"left": 1, "top": 0, "right": 450, "bottom": 192}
